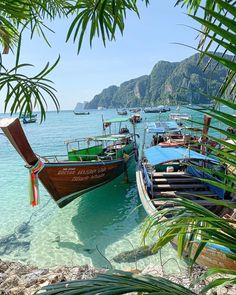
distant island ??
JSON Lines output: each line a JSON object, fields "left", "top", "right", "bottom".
{"left": 85, "top": 53, "right": 230, "bottom": 109}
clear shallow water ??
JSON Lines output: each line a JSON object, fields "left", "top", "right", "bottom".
{"left": 0, "top": 107, "right": 229, "bottom": 271}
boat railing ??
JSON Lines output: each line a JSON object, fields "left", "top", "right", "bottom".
{"left": 39, "top": 155, "right": 68, "bottom": 162}
{"left": 74, "top": 154, "right": 114, "bottom": 162}
{"left": 40, "top": 153, "right": 115, "bottom": 163}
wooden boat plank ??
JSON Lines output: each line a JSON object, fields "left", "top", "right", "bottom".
{"left": 153, "top": 177, "right": 201, "bottom": 183}
{"left": 153, "top": 199, "right": 236, "bottom": 207}
{"left": 154, "top": 183, "right": 207, "bottom": 190}
{"left": 152, "top": 172, "right": 187, "bottom": 177}
{"left": 153, "top": 190, "right": 218, "bottom": 197}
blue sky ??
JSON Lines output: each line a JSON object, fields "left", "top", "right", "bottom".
{"left": 1, "top": 0, "right": 200, "bottom": 112}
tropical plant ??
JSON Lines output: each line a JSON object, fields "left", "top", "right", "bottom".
{"left": 141, "top": 0, "right": 236, "bottom": 291}
{"left": 0, "top": 0, "right": 69, "bottom": 120}
{"left": 0, "top": 0, "right": 151, "bottom": 120}
{"left": 40, "top": 269, "right": 197, "bottom": 295}
{"left": 37, "top": 0, "right": 236, "bottom": 294}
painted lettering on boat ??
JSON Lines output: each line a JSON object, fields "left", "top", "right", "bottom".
{"left": 57, "top": 168, "right": 76, "bottom": 175}
{"left": 71, "top": 173, "right": 105, "bottom": 182}
{"left": 57, "top": 166, "right": 115, "bottom": 177}
{"left": 76, "top": 167, "right": 107, "bottom": 175}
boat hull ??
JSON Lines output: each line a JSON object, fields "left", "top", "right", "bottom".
{"left": 39, "top": 153, "right": 135, "bottom": 208}
{"left": 136, "top": 163, "right": 236, "bottom": 270}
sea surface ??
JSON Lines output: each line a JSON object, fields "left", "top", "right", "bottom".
{"left": 0, "top": 106, "right": 229, "bottom": 272}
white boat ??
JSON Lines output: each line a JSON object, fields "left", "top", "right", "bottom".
{"left": 74, "top": 102, "right": 90, "bottom": 115}
{"left": 169, "top": 113, "right": 191, "bottom": 120}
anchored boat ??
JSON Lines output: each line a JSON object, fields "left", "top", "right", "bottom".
{"left": 144, "top": 106, "right": 170, "bottom": 113}
{"left": 0, "top": 117, "right": 138, "bottom": 208}
{"left": 117, "top": 109, "right": 128, "bottom": 115}
{"left": 145, "top": 121, "right": 199, "bottom": 148}
{"left": 136, "top": 144, "right": 236, "bottom": 270}
{"left": 130, "top": 113, "right": 142, "bottom": 124}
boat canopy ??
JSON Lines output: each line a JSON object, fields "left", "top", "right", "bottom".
{"left": 104, "top": 117, "right": 130, "bottom": 124}
{"left": 147, "top": 121, "right": 181, "bottom": 134}
{"left": 144, "top": 146, "right": 218, "bottom": 166}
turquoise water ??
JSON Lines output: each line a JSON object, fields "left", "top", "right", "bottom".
{"left": 0, "top": 107, "right": 227, "bottom": 271}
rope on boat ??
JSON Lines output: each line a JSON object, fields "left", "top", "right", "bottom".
{"left": 28, "top": 159, "right": 44, "bottom": 206}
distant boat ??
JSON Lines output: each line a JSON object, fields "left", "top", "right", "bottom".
{"left": 169, "top": 113, "right": 191, "bottom": 126}
{"left": 117, "top": 109, "right": 128, "bottom": 115}
{"left": 169, "top": 113, "right": 191, "bottom": 120}
{"left": 74, "top": 102, "right": 90, "bottom": 115}
{"left": 22, "top": 117, "right": 37, "bottom": 124}
{"left": 97, "top": 106, "right": 106, "bottom": 110}
{"left": 144, "top": 106, "right": 170, "bottom": 113}
{"left": 74, "top": 111, "right": 90, "bottom": 115}
{"left": 19, "top": 113, "right": 37, "bottom": 119}
{"left": 129, "top": 108, "right": 142, "bottom": 113}
{"left": 130, "top": 113, "right": 142, "bottom": 123}
{"left": 0, "top": 117, "right": 138, "bottom": 208}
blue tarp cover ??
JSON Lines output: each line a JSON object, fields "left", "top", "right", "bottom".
{"left": 144, "top": 146, "right": 218, "bottom": 166}
{"left": 147, "top": 121, "right": 181, "bottom": 134}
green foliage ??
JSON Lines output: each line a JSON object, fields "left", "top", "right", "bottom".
{"left": 86, "top": 53, "right": 230, "bottom": 109}
{"left": 40, "top": 269, "right": 197, "bottom": 295}
{"left": 0, "top": 57, "right": 60, "bottom": 122}
{"left": 141, "top": 1, "right": 236, "bottom": 292}
{"left": 49, "top": 0, "right": 236, "bottom": 294}
{"left": 0, "top": 0, "right": 69, "bottom": 120}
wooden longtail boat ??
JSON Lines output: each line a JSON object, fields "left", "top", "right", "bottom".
{"left": 136, "top": 145, "right": 236, "bottom": 270}
{"left": 145, "top": 121, "right": 200, "bottom": 148}
{"left": 0, "top": 117, "right": 138, "bottom": 208}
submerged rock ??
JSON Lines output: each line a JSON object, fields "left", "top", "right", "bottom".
{"left": 112, "top": 244, "right": 156, "bottom": 263}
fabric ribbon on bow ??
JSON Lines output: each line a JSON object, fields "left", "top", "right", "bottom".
{"left": 28, "top": 159, "right": 44, "bottom": 206}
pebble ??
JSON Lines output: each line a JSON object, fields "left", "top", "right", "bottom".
{"left": 0, "top": 259, "right": 235, "bottom": 294}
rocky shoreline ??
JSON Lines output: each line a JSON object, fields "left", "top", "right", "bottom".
{"left": 0, "top": 259, "right": 235, "bottom": 294}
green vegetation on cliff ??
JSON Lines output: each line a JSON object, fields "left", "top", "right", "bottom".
{"left": 86, "top": 53, "right": 229, "bottom": 109}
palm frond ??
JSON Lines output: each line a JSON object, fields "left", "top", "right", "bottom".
{"left": 40, "top": 270, "right": 197, "bottom": 295}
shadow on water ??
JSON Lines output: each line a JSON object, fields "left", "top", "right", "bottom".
{"left": 58, "top": 169, "right": 147, "bottom": 268}
{"left": 0, "top": 221, "right": 31, "bottom": 255}
{"left": 0, "top": 199, "right": 52, "bottom": 257}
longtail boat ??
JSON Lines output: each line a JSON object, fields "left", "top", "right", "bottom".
{"left": 0, "top": 117, "right": 138, "bottom": 208}
{"left": 136, "top": 145, "right": 236, "bottom": 270}
{"left": 144, "top": 121, "right": 199, "bottom": 148}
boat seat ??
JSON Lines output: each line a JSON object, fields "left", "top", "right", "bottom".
{"left": 152, "top": 199, "right": 236, "bottom": 208}
{"left": 152, "top": 172, "right": 186, "bottom": 178}
{"left": 153, "top": 190, "right": 218, "bottom": 198}
{"left": 153, "top": 177, "right": 201, "bottom": 184}
{"left": 154, "top": 183, "right": 207, "bottom": 190}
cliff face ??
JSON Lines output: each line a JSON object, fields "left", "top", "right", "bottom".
{"left": 85, "top": 53, "right": 229, "bottom": 109}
